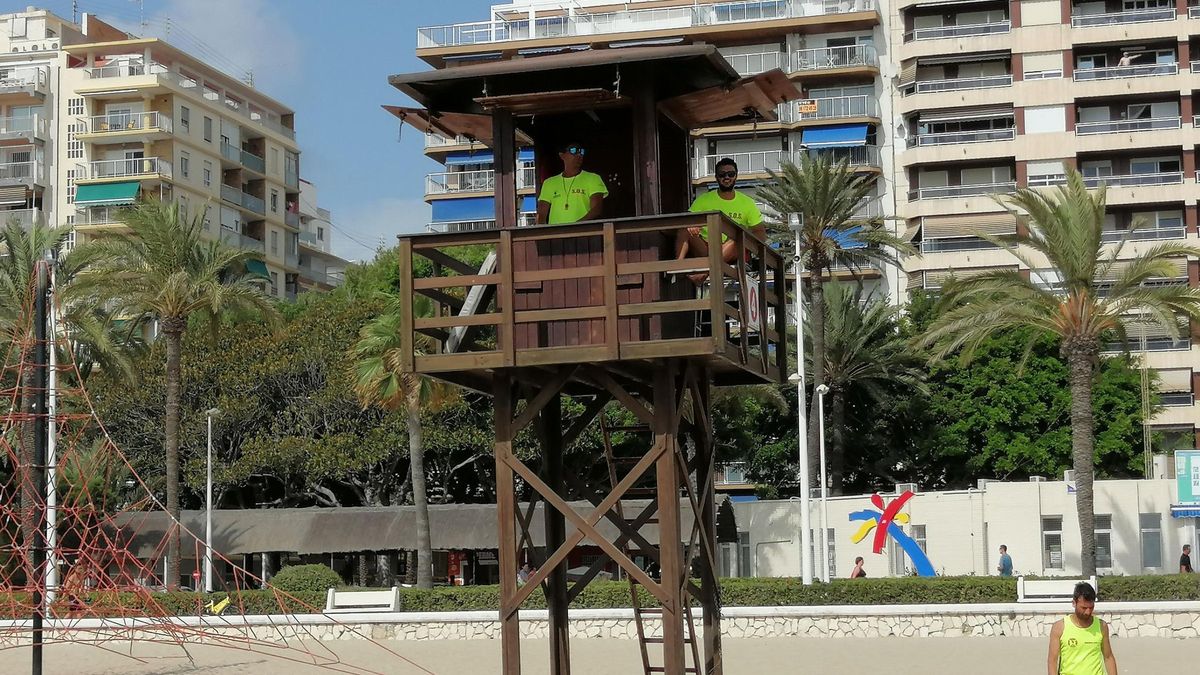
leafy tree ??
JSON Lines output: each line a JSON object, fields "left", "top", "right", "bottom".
{"left": 756, "top": 154, "right": 911, "bottom": 486}
{"left": 72, "top": 198, "right": 279, "bottom": 589}
{"left": 918, "top": 171, "right": 1200, "bottom": 575}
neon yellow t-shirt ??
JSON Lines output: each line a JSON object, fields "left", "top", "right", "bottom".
{"left": 689, "top": 190, "right": 763, "bottom": 241}
{"left": 538, "top": 171, "right": 608, "bottom": 225}
{"left": 1058, "top": 616, "right": 1104, "bottom": 675}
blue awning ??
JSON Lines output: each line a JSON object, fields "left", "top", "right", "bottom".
{"left": 443, "top": 148, "right": 534, "bottom": 166}
{"left": 802, "top": 123, "right": 868, "bottom": 148}
{"left": 521, "top": 195, "right": 537, "bottom": 212}
{"left": 828, "top": 225, "right": 866, "bottom": 249}
{"left": 1171, "top": 505, "right": 1200, "bottom": 518}
{"left": 729, "top": 495, "right": 759, "bottom": 503}
{"left": 432, "top": 196, "right": 539, "bottom": 222}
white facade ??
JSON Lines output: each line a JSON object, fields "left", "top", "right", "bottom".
{"left": 297, "top": 178, "right": 347, "bottom": 289}
{"left": 730, "top": 476, "right": 1199, "bottom": 579}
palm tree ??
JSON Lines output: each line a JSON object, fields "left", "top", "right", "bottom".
{"left": 813, "top": 282, "right": 925, "bottom": 493}
{"left": 918, "top": 170, "right": 1200, "bottom": 575}
{"left": 352, "top": 296, "right": 458, "bottom": 589}
{"left": 71, "top": 197, "right": 279, "bottom": 589}
{"left": 756, "top": 153, "right": 912, "bottom": 486}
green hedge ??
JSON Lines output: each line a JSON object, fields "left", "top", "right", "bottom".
{"left": 270, "top": 564, "right": 345, "bottom": 594}
{"left": 2, "top": 575, "right": 1195, "bottom": 618}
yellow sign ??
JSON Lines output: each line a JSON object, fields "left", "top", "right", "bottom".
{"left": 797, "top": 99, "right": 818, "bottom": 114}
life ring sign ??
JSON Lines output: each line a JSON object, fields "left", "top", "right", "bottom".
{"left": 745, "top": 279, "right": 761, "bottom": 332}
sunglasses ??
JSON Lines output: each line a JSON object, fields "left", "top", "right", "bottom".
{"left": 563, "top": 146, "right": 586, "bottom": 156}
{"left": 716, "top": 171, "right": 737, "bottom": 178}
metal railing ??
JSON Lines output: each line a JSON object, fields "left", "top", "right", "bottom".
{"left": 83, "top": 111, "right": 172, "bottom": 135}
{"left": 0, "top": 115, "right": 47, "bottom": 139}
{"left": 0, "top": 67, "right": 48, "bottom": 94}
{"left": 909, "top": 128, "right": 1015, "bottom": 147}
{"left": 910, "top": 181, "right": 1016, "bottom": 200}
{"left": 0, "top": 161, "right": 40, "bottom": 184}
{"left": 694, "top": 147, "right": 879, "bottom": 178}
{"left": 84, "top": 60, "right": 169, "bottom": 79}
{"left": 723, "top": 51, "right": 786, "bottom": 76}
{"left": 906, "top": 20, "right": 1010, "bottom": 41}
{"left": 1071, "top": 7, "right": 1175, "bottom": 26}
{"left": 1191, "top": 5, "right": 1200, "bottom": 18}
{"left": 806, "top": 145, "right": 880, "bottom": 167}
{"left": 1100, "top": 226, "right": 1185, "bottom": 242}
{"left": 424, "top": 133, "right": 472, "bottom": 148}
{"left": 1103, "top": 337, "right": 1190, "bottom": 352}
{"left": 715, "top": 462, "right": 750, "bottom": 485}
{"left": 792, "top": 44, "right": 878, "bottom": 72}
{"left": 1027, "top": 174, "right": 1067, "bottom": 187}
{"left": 795, "top": 95, "right": 878, "bottom": 121}
{"left": 920, "top": 236, "right": 1000, "bottom": 253}
{"left": 425, "top": 167, "right": 536, "bottom": 195}
{"left": 416, "top": 0, "right": 877, "bottom": 48}
{"left": 74, "top": 205, "right": 127, "bottom": 227}
{"left": 0, "top": 208, "right": 45, "bottom": 230}
{"left": 1073, "top": 62, "right": 1177, "bottom": 81}
{"left": 1082, "top": 172, "right": 1183, "bottom": 188}
{"left": 219, "top": 226, "right": 265, "bottom": 253}
{"left": 1159, "top": 392, "right": 1195, "bottom": 407}
{"left": 79, "top": 157, "right": 172, "bottom": 180}
{"left": 1075, "top": 116, "right": 1180, "bottom": 135}
{"left": 1024, "top": 69, "right": 1063, "bottom": 80}
{"left": 914, "top": 74, "right": 1012, "bottom": 93}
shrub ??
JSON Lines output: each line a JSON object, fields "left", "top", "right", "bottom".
{"left": 269, "top": 564, "right": 344, "bottom": 594}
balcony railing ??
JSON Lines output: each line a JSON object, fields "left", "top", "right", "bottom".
{"left": 1159, "top": 392, "right": 1195, "bottom": 407}
{"left": 694, "top": 146, "right": 880, "bottom": 178}
{"left": 416, "top": 0, "right": 877, "bottom": 48}
{"left": 241, "top": 149, "right": 266, "bottom": 174}
{"left": 219, "top": 141, "right": 240, "bottom": 164}
{"left": 715, "top": 462, "right": 750, "bottom": 486}
{"left": 920, "top": 236, "right": 1001, "bottom": 253}
{"left": 83, "top": 111, "right": 172, "bottom": 135}
{"left": 795, "top": 95, "right": 878, "bottom": 121}
{"left": 79, "top": 157, "right": 171, "bottom": 181}
{"left": 1027, "top": 174, "right": 1068, "bottom": 187}
{"left": 74, "top": 205, "right": 128, "bottom": 227}
{"left": 0, "top": 161, "right": 41, "bottom": 184}
{"left": 792, "top": 44, "right": 878, "bottom": 72}
{"left": 285, "top": 168, "right": 299, "bottom": 190}
{"left": 906, "top": 20, "right": 1010, "bottom": 41}
{"left": 910, "top": 181, "right": 1016, "bottom": 200}
{"left": 1100, "top": 226, "right": 1185, "bottom": 242}
{"left": 1073, "top": 62, "right": 1177, "bottom": 81}
{"left": 242, "top": 192, "right": 266, "bottom": 215}
{"left": 1075, "top": 116, "right": 1180, "bottom": 135}
{"left": 724, "top": 51, "right": 786, "bottom": 77}
{"left": 424, "top": 133, "right": 472, "bottom": 148}
{"left": 285, "top": 211, "right": 300, "bottom": 228}
{"left": 1082, "top": 172, "right": 1183, "bottom": 188}
{"left": 0, "top": 208, "right": 45, "bottom": 230}
{"left": 219, "top": 226, "right": 265, "bottom": 253}
{"left": 914, "top": 74, "right": 1013, "bottom": 94}
{"left": 909, "top": 128, "right": 1015, "bottom": 147}
{"left": 1192, "top": 5, "right": 1200, "bottom": 18}
{"left": 285, "top": 252, "right": 299, "bottom": 268}
{"left": 0, "top": 115, "right": 47, "bottom": 139}
{"left": 84, "top": 60, "right": 169, "bottom": 79}
{"left": 220, "top": 183, "right": 241, "bottom": 205}
{"left": 1070, "top": 7, "right": 1175, "bottom": 26}
{"left": 0, "top": 67, "right": 48, "bottom": 96}
{"left": 1103, "top": 337, "right": 1190, "bottom": 352}
{"left": 1024, "top": 69, "right": 1063, "bottom": 80}
{"left": 425, "top": 167, "right": 536, "bottom": 195}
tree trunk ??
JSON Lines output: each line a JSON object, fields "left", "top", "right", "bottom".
{"left": 162, "top": 319, "right": 186, "bottom": 590}
{"left": 828, "top": 389, "right": 847, "bottom": 495}
{"left": 409, "top": 402, "right": 434, "bottom": 589}
{"left": 1066, "top": 346, "right": 1098, "bottom": 577}
{"left": 404, "top": 550, "right": 417, "bottom": 586}
{"left": 805, "top": 274, "right": 826, "bottom": 489}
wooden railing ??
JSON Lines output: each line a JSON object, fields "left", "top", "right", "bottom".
{"left": 397, "top": 212, "right": 788, "bottom": 389}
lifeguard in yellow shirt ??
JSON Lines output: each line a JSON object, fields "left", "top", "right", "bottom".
{"left": 676, "top": 157, "right": 766, "bottom": 281}
{"left": 536, "top": 141, "right": 608, "bottom": 225}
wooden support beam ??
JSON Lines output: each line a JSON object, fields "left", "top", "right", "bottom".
{"left": 692, "top": 375, "right": 723, "bottom": 675}
{"left": 415, "top": 247, "right": 477, "bottom": 276}
{"left": 493, "top": 372, "right": 521, "bottom": 673}
{"left": 513, "top": 366, "right": 577, "bottom": 433}
{"left": 589, "top": 369, "right": 654, "bottom": 425}
{"left": 563, "top": 497, "right": 661, "bottom": 604}
{"left": 654, "top": 363, "right": 686, "bottom": 675}
{"left": 562, "top": 394, "right": 610, "bottom": 450}
{"left": 540, "top": 395, "right": 571, "bottom": 675}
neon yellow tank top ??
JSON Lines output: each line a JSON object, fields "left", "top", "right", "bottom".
{"left": 1058, "top": 615, "right": 1104, "bottom": 675}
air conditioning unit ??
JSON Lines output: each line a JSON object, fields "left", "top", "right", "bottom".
{"left": 895, "top": 482, "right": 918, "bottom": 495}
{"left": 1063, "top": 470, "right": 1076, "bottom": 482}
{"left": 1152, "top": 454, "right": 1172, "bottom": 480}
{"left": 1029, "top": 476, "right": 1047, "bottom": 483}
{"left": 976, "top": 478, "right": 995, "bottom": 490}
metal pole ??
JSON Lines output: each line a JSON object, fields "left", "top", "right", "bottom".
{"left": 31, "top": 260, "right": 49, "bottom": 675}
{"left": 790, "top": 218, "right": 812, "bottom": 586}
{"left": 45, "top": 258, "right": 58, "bottom": 604}
{"left": 205, "top": 412, "right": 214, "bottom": 593}
{"left": 817, "top": 385, "right": 830, "bottom": 584}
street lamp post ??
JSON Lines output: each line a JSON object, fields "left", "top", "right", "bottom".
{"left": 788, "top": 212, "right": 813, "bottom": 586}
{"left": 815, "top": 384, "right": 830, "bottom": 583}
{"left": 204, "top": 407, "right": 220, "bottom": 593}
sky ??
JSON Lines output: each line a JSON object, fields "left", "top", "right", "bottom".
{"left": 37, "top": 0, "right": 498, "bottom": 262}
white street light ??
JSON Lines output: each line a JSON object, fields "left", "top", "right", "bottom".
{"left": 815, "top": 384, "right": 830, "bottom": 584}
{"left": 788, "top": 212, "right": 813, "bottom": 586}
{"left": 204, "top": 407, "right": 221, "bottom": 593}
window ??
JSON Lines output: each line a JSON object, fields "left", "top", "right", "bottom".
{"left": 203, "top": 160, "right": 212, "bottom": 187}
{"left": 1130, "top": 157, "right": 1180, "bottom": 175}
{"left": 1077, "top": 54, "right": 1107, "bottom": 70}
{"left": 737, "top": 531, "right": 751, "bottom": 578}
{"left": 1042, "top": 516, "right": 1064, "bottom": 570}
{"left": 1095, "top": 514, "right": 1113, "bottom": 570}
{"left": 67, "top": 97, "right": 84, "bottom": 116}
{"left": 179, "top": 150, "right": 190, "bottom": 178}
{"left": 1140, "top": 513, "right": 1162, "bottom": 568}
{"left": 203, "top": 116, "right": 213, "bottom": 142}
{"left": 178, "top": 194, "right": 188, "bottom": 216}
{"left": 1024, "top": 105, "right": 1065, "bottom": 134}
{"left": 826, "top": 529, "right": 836, "bottom": 579}
{"left": 66, "top": 122, "right": 83, "bottom": 159}
{"left": 912, "top": 524, "right": 928, "bottom": 554}
{"left": 317, "top": 226, "right": 324, "bottom": 241}
{"left": 65, "top": 169, "right": 76, "bottom": 204}
{"left": 270, "top": 189, "right": 279, "bottom": 213}
{"left": 203, "top": 205, "right": 213, "bottom": 231}
{"left": 270, "top": 271, "right": 278, "bottom": 295}
{"left": 10, "top": 17, "right": 27, "bottom": 37}
{"left": 270, "top": 147, "right": 279, "bottom": 174}
{"left": 180, "top": 105, "right": 190, "bottom": 131}
{"left": 270, "top": 230, "right": 278, "bottom": 254}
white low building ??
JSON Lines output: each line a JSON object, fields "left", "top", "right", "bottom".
{"left": 728, "top": 462, "right": 1199, "bottom": 579}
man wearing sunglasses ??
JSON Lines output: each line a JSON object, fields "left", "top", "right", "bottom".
{"left": 675, "top": 158, "right": 765, "bottom": 278}
{"left": 536, "top": 141, "right": 608, "bottom": 225}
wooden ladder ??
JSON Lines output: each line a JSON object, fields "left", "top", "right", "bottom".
{"left": 600, "top": 417, "right": 702, "bottom": 675}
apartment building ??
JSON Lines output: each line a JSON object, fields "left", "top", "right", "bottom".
{"left": 296, "top": 178, "right": 347, "bottom": 292}
{"left": 409, "top": 0, "right": 1200, "bottom": 452}
{"left": 0, "top": 8, "right": 345, "bottom": 300}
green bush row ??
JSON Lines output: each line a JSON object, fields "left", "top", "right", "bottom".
{"left": 2, "top": 575, "right": 1196, "bottom": 618}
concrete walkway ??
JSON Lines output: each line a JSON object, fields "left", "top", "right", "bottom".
{"left": 0, "top": 636, "right": 1185, "bottom": 674}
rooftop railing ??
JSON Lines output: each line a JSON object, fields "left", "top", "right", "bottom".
{"left": 1075, "top": 116, "right": 1180, "bottom": 135}
{"left": 1073, "top": 62, "right": 1177, "bottom": 81}
{"left": 1070, "top": 7, "right": 1175, "bottom": 26}
{"left": 913, "top": 74, "right": 1012, "bottom": 93}
{"left": 905, "top": 20, "right": 1010, "bottom": 41}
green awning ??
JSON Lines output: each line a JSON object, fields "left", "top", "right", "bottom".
{"left": 74, "top": 181, "right": 140, "bottom": 206}
{"left": 244, "top": 259, "right": 270, "bottom": 280}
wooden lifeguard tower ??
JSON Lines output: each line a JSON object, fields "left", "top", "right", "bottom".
{"left": 388, "top": 45, "right": 792, "bottom": 675}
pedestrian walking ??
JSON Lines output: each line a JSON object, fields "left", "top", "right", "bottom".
{"left": 997, "top": 545, "right": 1013, "bottom": 577}
{"left": 1181, "top": 544, "right": 1193, "bottom": 573}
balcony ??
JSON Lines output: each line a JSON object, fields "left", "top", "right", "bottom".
{"left": 715, "top": 462, "right": 751, "bottom": 486}
{"left": 1073, "top": 62, "right": 1177, "bottom": 81}
{"left": 792, "top": 44, "right": 878, "bottom": 72}
{"left": 285, "top": 211, "right": 300, "bottom": 228}
{"left": 299, "top": 262, "right": 335, "bottom": 286}
{"left": 285, "top": 168, "right": 299, "bottom": 190}
{"left": 285, "top": 252, "right": 299, "bottom": 268}
{"left": 221, "top": 183, "right": 265, "bottom": 214}
{"left": 416, "top": 0, "right": 878, "bottom": 48}
{"left": 906, "top": 20, "right": 1010, "bottom": 41}
{"left": 1083, "top": 171, "right": 1183, "bottom": 188}
{"left": 0, "top": 161, "right": 42, "bottom": 186}
{"left": 724, "top": 50, "right": 786, "bottom": 76}
{"left": 1192, "top": 5, "right": 1200, "bottom": 18}
{"left": 910, "top": 181, "right": 1016, "bottom": 200}
{"left": 1103, "top": 336, "right": 1190, "bottom": 352}
{"left": 219, "top": 141, "right": 241, "bottom": 164}
{"left": 74, "top": 205, "right": 127, "bottom": 228}
{"left": 79, "top": 157, "right": 171, "bottom": 182}
{"left": 1070, "top": 7, "right": 1175, "bottom": 26}
{"left": 1100, "top": 226, "right": 1185, "bottom": 242}
{"left": 425, "top": 167, "right": 536, "bottom": 195}
{"left": 908, "top": 128, "right": 1015, "bottom": 147}
{"left": 795, "top": 95, "right": 878, "bottom": 121}
{"left": 82, "top": 111, "right": 172, "bottom": 136}
{"left": 218, "top": 226, "right": 265, "bottom": 253}
{"left": 0, "top": 208, "right": 45, "bottom": 230}
{"left": 0, "top": 68, "right": 48, "bottom": 97}
{"left": 920, "top": 236, "right": 1000, "bottom": 253}
{"left": 240, "top": 149, "right": 266, "bottom": 174}
{"left": 913, "top": 74, "right": 1012, "bottom": 94}
{"left": 0, "top": 115, "right": 47, "bottom": 142}
{"left": 1075, "top": 116, "right": 1180, "bottom": 135}
{"left": 694, "top": 146, "right": 880, "bottom": 179}
{"left": 425, "top": 133, "right": 472, "bottom": 148}
{"left": 1160, "top": 392, "right": 1195, "bottom": 407}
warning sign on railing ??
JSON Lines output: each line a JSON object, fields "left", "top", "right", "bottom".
{"left": 796, "top": 99, "right": 818, "bottom": 114}
{"left": 746, "top": 278, "right": 762, "bottom": 331}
